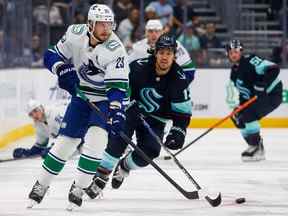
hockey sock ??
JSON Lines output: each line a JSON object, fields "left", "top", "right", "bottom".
{"left": 75, "top": 154, "right": 101, "bottom": 188}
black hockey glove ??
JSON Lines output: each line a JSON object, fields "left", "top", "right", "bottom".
{"left": 56, "top": 63, "right": 80, "bottom": 96}
{"left": 253, "top": 82, "right": 266, "bottom": 97}
{"left": 164, "top": 126, "right": 186, "bottom": 150}
{"left": 13, "top": 145, "right": 45, "bottom": 159}
{"left": 108, "top": 101, "right": 126, "bottom": 136}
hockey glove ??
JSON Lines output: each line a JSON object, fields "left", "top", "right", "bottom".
{"left": 253, "top": 82, "right": 266, "bottom": 97}
{"left": 56, "top": 63, "right": 80, "bottom": 96}
{"left": 13, "top": 145, "right": 44, "bottom": 158}
{"left": 164, "top": 126, "right": 186, "bottom": 150}
{"left": 108, "top": 101, "right": 126, "bottom": 136}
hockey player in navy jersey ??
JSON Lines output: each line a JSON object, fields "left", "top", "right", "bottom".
{"left": 226, "top": 39, "right": 283, "bottom": 162}
{"left": 85, "top": 33, "right": 192, "bottom": 200}
{"left": 27, "top": 4, "right": 129, "bottom": 209}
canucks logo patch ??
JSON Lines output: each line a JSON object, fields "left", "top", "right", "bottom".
{"left": 79, "top": 59, "right": 105, "bottom": 86}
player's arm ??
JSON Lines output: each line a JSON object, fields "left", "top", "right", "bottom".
{"left": 12, "top": 125, "right": 49, "bottom": 159}
{"left": 249, "top": 55, "right": 280, "bottom": 96}
{"left": 176, "top": 42, "right": 196, "bottom": 83}
{"left": 43, "top": 25, "right": 74, "bottom": 74}
{"left": 43, "top": 25, "right": 80, "bottom": 96}
{"left": 105, "top": 47, "right": 130, "bottom": 134}
{"left": 165, "top": 72, "right": 192, "bottom": 150}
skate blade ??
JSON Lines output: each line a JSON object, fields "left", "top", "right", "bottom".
{"left": 27, "top": 199, "right": 38, "bottom": 209}
{"left": 242, "top": 155, "right": 265, "bottom": 162}
{"left": 66, "top": 202, "right": 79, "bottom": 211}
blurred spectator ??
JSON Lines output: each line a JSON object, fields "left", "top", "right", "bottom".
{"left": 117, "top": 8, "right": 140, "bottom": 49}
{"left": 191, "top": 16, "right": 206, "bottom": 36}
{"left": 145, "top": 5, "right": 158, "bottom": 21}
{"left": 177, "top": 22, "right": 201, "bottom": 53}
{"left": 267, "top": 0, "right": 282, "bottom": 20}
{"left": 49, "top": 4, "right": 63, "bottom": 26}
{"left": 126, "top": 24, "right": 142, "bottom": 52}
{"left": 146, "top": 0, "right": 173, "bottom": 27}
{"left": 33, "top": 3, "right": 49, "bottom": 26}
{"left": 31, "top": 34, "right": 43, "bottom": 67}
{"left": 200, "top": 22, "right": 222, "bottom": 49}
{"left": 73, "top": 0, "right": 91, "bottom": 23}
{"left": 113, "top": 0, "right": 133, "bottom": 25}
{"left": 49, "top": 0, "right": 70, "bottom": 26}
{"left": 74, "top": 11, "right": 86, "bottom": 24}
{"left": 172, "top": 0, "right": 196, "bottom": 36}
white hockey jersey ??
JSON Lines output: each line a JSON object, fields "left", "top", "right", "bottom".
{"left": 52, "top": 24, "right": 129, "bottom": 102}
{"left": 128, "top": 38, "right": 191, "bottom": 66}
{"left": 34, "top": 104, "right": 66, "bottom": 147}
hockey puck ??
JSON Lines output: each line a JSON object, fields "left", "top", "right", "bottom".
{"left": 164, "top": 156, "right": 172, "bottom": 160}
{"left": 235, "top": 197, "right": 246, "bottom": 204}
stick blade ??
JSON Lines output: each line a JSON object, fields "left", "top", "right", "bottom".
{"left": 205, "top": 192, "right": 222, "bottom": 207}
{"left": 183, "top": 190, "right": 199, "bottom": 200}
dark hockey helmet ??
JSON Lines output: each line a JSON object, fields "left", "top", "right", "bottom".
{"left": 226, "top": 39, "right": 243, "bottom": 53}
{"left": 155, "top": 33, "right": 177, "bottom": 54}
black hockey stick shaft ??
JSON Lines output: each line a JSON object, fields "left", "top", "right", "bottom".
{"left": 140, "top": 116, "right": 221, "bottom": 207}
{"left": 174, "top": 96, "right": 257, "bottom": 157}
{"left": 76, "top": 90, "right": 199, "bottom": 199}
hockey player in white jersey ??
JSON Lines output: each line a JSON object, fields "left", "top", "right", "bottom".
{"left": 129, "top": 19, "right": 196, "bottom": 82}
{"left": 13, "top": 100, "right": 66, "bottom": 159}
{"left": 27, "top": 4, "right": 129, "bottom": 210}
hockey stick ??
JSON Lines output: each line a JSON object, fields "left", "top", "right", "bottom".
{"left": 140, "top": 116, "right": 221, "bottom": 207}
{"left": 76, "top": 90, "right": 199, "bottom": 200}
{"left": 0, "top": 155, "right": 40, "bottom": 163}
{"left": 171, "top": 96, "right": 257, "bottom": 158}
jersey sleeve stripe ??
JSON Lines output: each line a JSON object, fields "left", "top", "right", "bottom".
{"left": 54, "top": 45, "right": 68, "bottom": 61}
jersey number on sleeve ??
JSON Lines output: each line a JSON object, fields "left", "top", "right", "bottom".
{"left": 116, "top": 57, "right": 125, "bottom": 69}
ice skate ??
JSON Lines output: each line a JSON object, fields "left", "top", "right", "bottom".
{"left": 27, "top": 181, "right": 49, "bottom": 208}
{"left": 67, "top": 181, "right": 84, "bottom": 211}
{"left": 111, "top": 158, "right": 130, "bottom": 189}
{"left": 241, "top": 139, "right": 265, "bottom": 162}
{"left": 85, "top": 172, "right": 108, "bottom": 199}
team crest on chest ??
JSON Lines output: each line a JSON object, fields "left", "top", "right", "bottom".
{"left": 79, "top": 59, "right": 105, "bottom": 85}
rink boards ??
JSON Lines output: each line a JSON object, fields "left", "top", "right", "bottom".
{"left": 0, "top": 68, "right": 287, "bottom": 149}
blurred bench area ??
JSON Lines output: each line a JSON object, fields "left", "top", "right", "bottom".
{"left": 0, "top": 0, "right": 287, "bottom": 69}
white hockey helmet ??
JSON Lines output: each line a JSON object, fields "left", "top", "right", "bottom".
{"left": 88, "top": 4, "right": 115, "bottom": 29}
{"left": 145, "top": 19, "right": 163, "bottom": 31}
{"left": 26, "top": 99, "right": 43, "bottom": 115}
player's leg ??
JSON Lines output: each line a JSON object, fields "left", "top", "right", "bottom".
{"left": 68, "top": 101, "right": 109, "bottom": 207}
{"left": 85, "top": 110, "right": 138, "bottom": 199}
{"left": 240, "top": 90, "right": 282, "bottom": 161}
{"left": 28, "top": 97, "right": 89, "bottom": 206}
{"left": 111, "top": 117, "right": 165, "bottom": 189}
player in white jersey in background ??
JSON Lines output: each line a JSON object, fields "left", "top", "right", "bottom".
{"left": 13, "top": 100, "right": 67, "bottom": 159}
{"left": 129, "top": 19, "right": 196, "bottom": 83}
{"left": 27, "top": 4, "right": 129, "bottom": 210}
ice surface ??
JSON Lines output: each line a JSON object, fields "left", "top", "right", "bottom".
{"left": 0, "top": 129, "right": 287, "bottom": 216}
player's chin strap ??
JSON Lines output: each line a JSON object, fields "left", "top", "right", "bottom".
{"left": 139, "top": 115, "right": 222, "bottom": 207}
{"left": 75, "top": 88, "right": 200, "bottom": 200}
{"left": 172, "top": 96, "right": 258, "bottom": 158}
